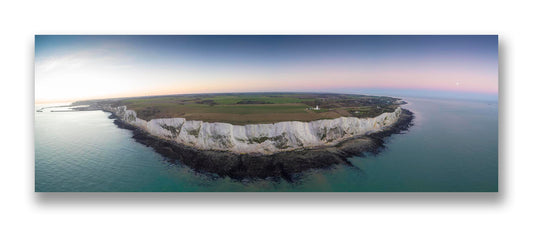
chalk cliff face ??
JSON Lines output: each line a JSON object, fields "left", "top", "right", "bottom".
{"left": 105, "top": 105, "right": 402, "bottom": 154}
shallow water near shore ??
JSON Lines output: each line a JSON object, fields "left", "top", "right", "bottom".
{"left": 35, "top": 97, "right": 498, "bottom": 192}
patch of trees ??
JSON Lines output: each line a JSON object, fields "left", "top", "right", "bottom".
{"left": 236, "top": 100, "right": 274, "bottom": 104}
{"left": 196, "top": 99, "right": 217, "bottom": 106}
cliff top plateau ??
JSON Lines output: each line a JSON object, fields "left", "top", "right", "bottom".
{"left": 74, "top": 92, "right": 405, "bottom": 125}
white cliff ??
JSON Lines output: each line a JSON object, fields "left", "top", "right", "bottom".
{"left": 105, "top": 105, "right": 402, "bottom": 154}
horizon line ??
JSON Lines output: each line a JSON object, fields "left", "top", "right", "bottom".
{"left": 34, "top": 88, "right": 498, "bottom": 104}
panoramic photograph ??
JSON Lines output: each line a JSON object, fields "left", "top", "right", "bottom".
{"left": 34, "top": 35, "right": 498, "bottom": 192}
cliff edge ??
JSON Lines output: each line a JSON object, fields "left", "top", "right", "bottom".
{"left": 104, "top": 105, "right": 403, "bottom": 154}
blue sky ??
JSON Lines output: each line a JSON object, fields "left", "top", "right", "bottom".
{"left": 35, "top": 35, "right": 498, "bottom": 103}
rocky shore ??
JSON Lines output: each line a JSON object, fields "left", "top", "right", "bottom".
{"left": 107, "top": 108, "right": 414, "bottom": 181}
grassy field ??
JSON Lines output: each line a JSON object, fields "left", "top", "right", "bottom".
{"left": 89, "top": 93, "right": 402, "bottom": 125}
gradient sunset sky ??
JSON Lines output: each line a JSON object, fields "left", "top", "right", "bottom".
{"left": 35, "top": 35, "right": 498, "bottom": 103}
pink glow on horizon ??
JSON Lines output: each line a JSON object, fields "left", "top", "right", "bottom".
{"left": 35, "top": 50, "right": 498, "bottom": 104}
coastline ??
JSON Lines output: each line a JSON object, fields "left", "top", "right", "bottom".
{"left": 103, "top": 105, "right": 404, "bottom": 154}
{"left": 107, "top": 108, "right": 414, "bottom": 181}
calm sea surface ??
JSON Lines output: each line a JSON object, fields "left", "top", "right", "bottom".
{"left": 35, "top": 97, "right": 498, "bottom": 192}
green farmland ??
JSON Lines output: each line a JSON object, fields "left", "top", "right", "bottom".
{"left": 85, "top": 93, "right": 403, "bottom": 125}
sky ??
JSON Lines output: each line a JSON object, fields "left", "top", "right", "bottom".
{"left": 35, "top": 35, "right": 498, "bottom": 103}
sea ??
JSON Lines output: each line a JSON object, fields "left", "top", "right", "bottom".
{"left": 35, "top": 97, "right": 498, "bottom": 192}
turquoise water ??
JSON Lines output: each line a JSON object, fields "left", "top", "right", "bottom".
{"left": 35, "top": 97, "right": 498, "bottom": 192}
